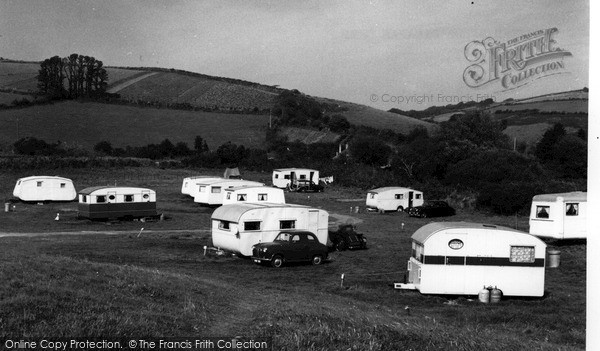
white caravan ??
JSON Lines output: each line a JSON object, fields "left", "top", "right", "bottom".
{"left": 272, "top": 168, "right": 319, "bottom": 188}
{"left": 395, "top": 222, "right": 546, "bottom": 297}
{"left": 193, "top": 179, "right": 264, "bottom": 206}
{"left": 181, "top": 176, "right": 221, "bottom": 196}
{"left": 211, "top": 203, "right": 329, "bottom": 256}
{"left": 223, "top": 186, "right": 286, "bottom": 205}
{"left": 13, "top": 176, "right": 76, "bottom": 202}
{"left": 366, "top": 187, "right": 424, "bottom": 212}
{"left": 529, "top": 192, "right": 587, "bottom": 240}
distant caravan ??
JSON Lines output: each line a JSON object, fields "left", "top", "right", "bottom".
{"left": 529, "top": 192, "right": 587, "bottom": 240}
{"left": 77, "top": 186, "right": 157, "bottom": 220}
{"left": 366, "top": 187, "right": 424, "bottom": 212}
{"left": 223, "top": 185, "right": 286, "bottom": 205}
{"left": 13, "top": 176, "right": 77, "bottom": 202}
{"left": 272, "top": 168, "right": 319, "bottom": 189}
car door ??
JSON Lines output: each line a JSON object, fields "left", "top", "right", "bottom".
{"left": 288, "top": 233, "right": 307, "bottom": 261}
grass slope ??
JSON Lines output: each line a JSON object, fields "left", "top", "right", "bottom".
{"left": 0, "top": 101, "right": 270, "bottom": 150}
{"left": 0, "top": 167, "right": 587, "bottom": 349}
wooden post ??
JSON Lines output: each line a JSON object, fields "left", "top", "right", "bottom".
{"left": 340, "top": 273, "right": 345, "bottom": 288}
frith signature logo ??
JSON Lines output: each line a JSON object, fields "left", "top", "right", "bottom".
{"left": 463, "top": 28, "right": 572, "bottom": 90}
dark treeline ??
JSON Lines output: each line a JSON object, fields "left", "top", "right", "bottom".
{"left": 37, "top": 54, "right": 108, "bottom": 99}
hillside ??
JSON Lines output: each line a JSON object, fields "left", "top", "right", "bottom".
{"left": 0, "top": 60, "right": 435, "bottom": 136}
{"left": 0, "top": 101, "right": 269, "bottom": 150}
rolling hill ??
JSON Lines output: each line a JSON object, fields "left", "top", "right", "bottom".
{"left": 0, "top": 60, "right": 435, "bottom": 142}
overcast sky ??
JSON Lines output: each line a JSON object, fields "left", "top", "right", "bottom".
{"left": 0, "top": 0, "right": 590, "bottom": 110}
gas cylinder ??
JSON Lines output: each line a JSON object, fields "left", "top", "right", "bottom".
{"left": 478, "top": 286, "right": 490, "bottom": 303}
{"left": 490, "top": 286, "right": 502, "bottom": 303}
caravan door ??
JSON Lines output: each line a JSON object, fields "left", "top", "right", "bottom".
{"left": 408, "top": 191, "right": 414, "bottom": 208}
{"left": 563, "top": 202, "right": 586, "bottom": 239}
{"left": 442, "top": 233, "right": 467, "bottom": 294}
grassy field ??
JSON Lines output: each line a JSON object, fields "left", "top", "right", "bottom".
{"left": 0, "top": 167, "right": 586, "bottom": 349}
{"left": 0, "top": 101, "right": 270, "bottom": 150}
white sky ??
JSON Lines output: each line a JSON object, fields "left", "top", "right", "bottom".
{"left": 0, "top": 0, "right": 590, "bottom": 109}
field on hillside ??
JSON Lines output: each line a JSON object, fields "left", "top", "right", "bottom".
{"left": 0, "top": 167, "right": 586, "bottom": 349}
{"left": 489, "top": 99, "right": 588, "bottom": 114}
{"left": 0, "top": 101, "right": 270, "bottom": 150}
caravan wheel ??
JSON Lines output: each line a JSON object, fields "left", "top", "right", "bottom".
{"left": 396, "top": 206, "right": 404, "bottom": 212}
{"left": 312, "top": 255, "right": 324, "bottom": 265}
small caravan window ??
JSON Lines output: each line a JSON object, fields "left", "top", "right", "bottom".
{"left": 415, "top": 194, "right": 422, "bottom": 199}
{"left": 244, "top": 221, "right": 261, "bottom": 231}
{"left": 566, "top": 203, "right": 579, "bottom": 216}
{"left": 199, "top": 186, "right": 206, "bottom": 192}
{"left": 536, "top": 206, "right": 550, "bottom": 218}
{"left": 510, "top": 246, "right": 535, "bottom": 263}
{"left": 275, "top": 174, "right": 279, "bottom": 179}
{"left": 81, "top": 195, "right": 87, "bottom": 203}
{"left": 226, "top": 193, "right": 231, "bottom": 200}
{"left": 299, "top": 174, "right": 306, "bottom": 179}
{"left": 143, "top": 194, "right": 149, "bottom": 200}
{"left": 369, "top": 193, "right": 375, "bottom": 199}
{"left": 60, "top": 183, "right": 66, "bottom": 188}
{"left": 284, "top": 175, "right": 290, "bottom": 180}
{"left": 395, "top": 194, "right": 403, "bottom": 200}
{"left": 37, "top": 181, "right": 43, "bottom": 187}
{"left": 219, "top": 221, "right": 230, "bottom": 230}
{"left": 411, "top": 242, "right": 424, "bottom": 262}
{"left": 96, "top": 195, "right": 106, "bottom": 203}
{"left": 258, "top": 193, "right": 267, "bottom": 201}
{"left": 280, "top": 220, "right": 296, "bottom": 229}
{"left": 237, "top": 194, "right": 247, "bottom": 201}
{"left": 211, "top": 187, "right": 221, "bottom": 194}
{"left": 108, "top": 195, "right": 116, "bottom": 201}
{"left": 124, "top": 195, "right": 134, "bottom": 202}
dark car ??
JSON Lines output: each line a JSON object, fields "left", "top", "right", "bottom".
{"left": 408, "top": 200, "right": 455, "bottom": 218}
{"left": 252, "top": 230, "right": 329, "bottom": 268}
{"left": 329, "top": 224, "right": 367, "bottom": 251}
{"left": 289, "top": 179, "right": 324, "bottom": 193}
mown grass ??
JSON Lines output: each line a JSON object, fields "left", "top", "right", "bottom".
{"left": 0, "top": 167, "right": 587, "bottom": 350}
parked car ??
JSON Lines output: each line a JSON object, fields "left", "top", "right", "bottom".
{"left": 252, "top": 230, "right": 329, "bottom": 268}
{"left": 289, "top": 179, "right": 324, "bottom": 193}
{"left": 408, "top": 200, "right": 455, "bottom": 218}
{"left": 329, "top": 224, "right": 367, "bottom": 251}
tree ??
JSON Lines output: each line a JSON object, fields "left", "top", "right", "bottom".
{"left": 194, "top": 136, "right": 209, "bottom": 153}
{"left": 38, "top": 53, "right": 109, "bottom": 99}
{"left": 348, "top": 136, "right": 392, "bottom": 166}
{"left": 37, "top": 56, "right": 66, "bottom": 99}
{"left": 439, "top": 112, "right": 509, "bottom": 149}
{"left": 535, "top": 123, "right": 566, "bottom": 162}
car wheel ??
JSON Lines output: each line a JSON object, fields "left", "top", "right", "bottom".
{"left": 397, "top": 206, "right": 404, "bottom": 212}
{"left": 312, "top": 255, "right": 324, "bottom": 265}
{"left": 335, "top": 240, "right": 348, "bottom": 251}
{"left": 271, "top": 255, "right": 284, "bottom": 268}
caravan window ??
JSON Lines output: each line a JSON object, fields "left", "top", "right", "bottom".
{"left": 37, "top": 181, "right": 43, "bottom": 187}
{"left": 536, "top": 206, "right": 550, "bottom": 218}
{"left": 258, "top": 193, "right": 267, "bottom": 201}
{"left": 81, "top": 195, "right": 87, "bottom": 203}
{"left": 510, "top": 246, "right": 535, "bottom": 263}
{"left": 394, "top": 194, "right": 404, "bottom": 200}
{"left": 124, "top": 195, "right": 134, "bottom": 202}
{"left": 369, "top": 193, "right": 375, "bottom": 199}
{"left": 299, "top": 174, "right": 306, "bottom": 179}
{"left": 566, "top": 203, "right": 579, "bottom": 216}
{"left": 284, "top": 175, "right": 290, "bottom": 180}
{"left": 96, "top": 195, "right": 106, "bottom": 203}
{"left": 237, "top": 194, "right": 247, "bottom": 201}
{"left": 415, "top": 194, "right": 422, "bottom": 199}
{"left": 218, "top": 221, "right": 230, "bottom": 230}
{"left": 199, "top": 186, "right": 206, "bottom": 192}
{"left": 211, "top": 187, "right": 221, "bottom": 194}
{"left": 244, "top": 221, "right": 261, "bottom": 231}
{"left": 275, "top": 174, "right": 279, "bottom": 179}
{"left": 280, "top": 220, "right": 296, "bottom": 229}
{"left": 226, "top": 193, "right": 231, "bottom": 200}
{"left": 411, "top": 242, "right": 424, "bottom": 262}
{"left": 60, "top": 183, "right": 66, "bottom": 188}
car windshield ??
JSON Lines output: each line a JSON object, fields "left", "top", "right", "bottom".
{"left": 275, "top": 233, "right": 291, "bottom": 242}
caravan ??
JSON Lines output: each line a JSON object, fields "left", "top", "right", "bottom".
{"left": 272, "top": 168, "right": 319, "bottom": 189}
{"left": 366, "top": 187, "right": 424, "bottom": 212}
{"left": 77, "top": 186, "right": 157, "bottom": 220}
{"left": 223, "top": 185, "right": 286, "bottom": 205}
{"left": 193, "top": 179, "right": 264, "bottom": 206}
{"left": 211, "top": 203, "right": 329, "bottom": 256}
{"left": 181, "top": 176, "right": 221, "bottom": 196}
{"left": 13, "top": 176, "right": 77, "bottom": 202}
{"left": 529, "top": 192, "right": 587, "bottom": 239}
{"left": 395, "top": 222, "right": 546, "bottom": 297}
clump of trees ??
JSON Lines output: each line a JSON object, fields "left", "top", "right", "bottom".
{"left": 37, "top": 54, "right": 108, "bottom": 99}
